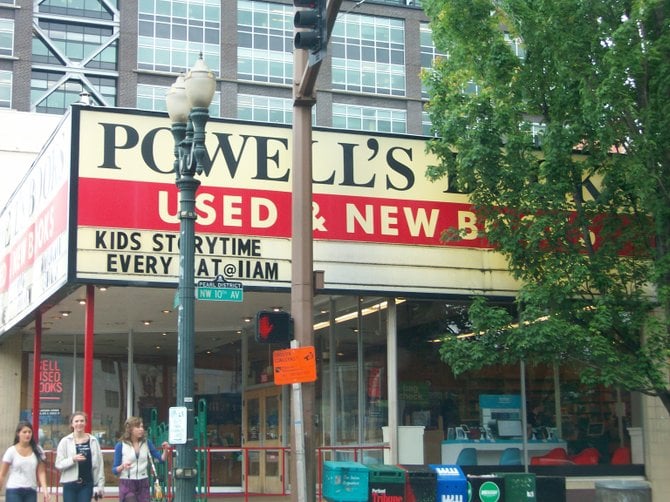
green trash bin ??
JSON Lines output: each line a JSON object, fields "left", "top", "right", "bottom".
{"left": 468, "top": 475, "right": 505, "bottom": 502}
{"left": 495, "top": 472, "right": 536, "bottom": 502}
{"left": 368, "top": 464, "right": 406, "bottom": 501}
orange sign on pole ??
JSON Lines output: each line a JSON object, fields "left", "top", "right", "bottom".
{"left": 272, "top": 346, "right": 317, "bottom": 385}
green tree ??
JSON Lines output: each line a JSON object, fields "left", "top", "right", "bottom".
{"left": 421, "top": 0, "right": 670, "bottom": 413}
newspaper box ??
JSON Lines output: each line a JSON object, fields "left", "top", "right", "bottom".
{"left": 495, "top": 472, "right": 535, "bottom": 502}
{"left": 430, "top": 465, "right": 467, "bottom": 502}
{"left": 467, "top": 475, "right": 505, "bottom": 502}
{"left": 323, "top": 461, "right": 369, "bottom": 502}
{"left": 401, "top": 465, "right": 436, "bottom": 502}
{"left": 368, "top": 464, "right": 406, "bottom": 501}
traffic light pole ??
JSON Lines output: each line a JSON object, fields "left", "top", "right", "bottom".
{"left": 290, "top": 340, "right": 307, "bottom": 502}
{"left": 291, "top": 1, "right": 342, "bottom": 500}
{"left": 291, "top": 47, "right": 315, "bottom": 500}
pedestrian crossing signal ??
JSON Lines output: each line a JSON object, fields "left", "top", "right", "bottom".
{"left": 255, "top": 311, "right": 293, "bottom": 344}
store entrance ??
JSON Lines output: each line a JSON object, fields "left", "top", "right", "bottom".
{"left": 242, "top": 386, "right": 284, "bottom": 494}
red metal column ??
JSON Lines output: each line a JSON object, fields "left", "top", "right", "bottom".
{"left": 83, "top": 284, "right": 95, "bottom": 432}
{"left": 32, "top": 313, "right": 42, "bottom": 435}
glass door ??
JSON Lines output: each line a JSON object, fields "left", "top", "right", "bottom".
{"left": 242, "top": 386, "right": 283, "bottom": 493}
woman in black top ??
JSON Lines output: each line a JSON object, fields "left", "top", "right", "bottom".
{"left": 55, "top": 412, "right": 105, "bottom": 502}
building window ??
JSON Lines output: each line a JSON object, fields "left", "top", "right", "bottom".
{"left": 105, "top": 390, "right": 119, "bottom": 407}
{"left": 0, "top": 18, "right": 14, "bottom": 57}
{"left": 421, "top": 110, "right": 433, "bottom": 137}
{"left": 86, "top": 74, "right": 116, "bottom": 104}
{"left": 0, "top": 70, "right": 11, "bottom": 108}
{"left": 33, "top": 37, "right": 62, "bottom": 66}
{"left": 31, "top": 70, "right": 116, "bottom": 114}
{"left": 137, "top": 84, "right": 167, "bottom": 112}
{"left": 85, "top": 43, "right": 117, "bottom": 70}
{"left": 464, "top": 81, "right": 481, "bottom": 95}
{"left": 138, "top": 0, "right": 220, "bottom": 74}
{"left": 137, "top": 83, "right": 220, "bottom": 117}
{"left": 238, "top": 94, "right": 292, "bottom": 124}
{"left": 530, "top": 121, "right": 546, "bottom": 146}
{"left": 35, "top": 20, "right": 116, "bottom": 69}
{"left": 331, "top": 13, "right": 405, "bottom": 97}
{"left": 419, "top": 23, "right": 445, "bottom": 99}
{"left": 32, "top": 0, "right": 119, "bottom": 113}
{"left": 332, "top": 103, "right": 406, "bottom": 134}
{"left": 504, "top": 32, "right": 526, "bottom": 60}
{"left": 419, "top": 23, "right": 443, "bottom": 69}
{"left": 37, "top": 0, "right": 116, "bottom": 20}
{"left": 237, "top": 0, "right": 293, "bottom": 85}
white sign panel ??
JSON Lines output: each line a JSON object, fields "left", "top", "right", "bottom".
{"left": 168, "top": 406, "right": 188, "bottom": 444}
{"left": 0, "top": 114, "right": 71, "bottom": 335}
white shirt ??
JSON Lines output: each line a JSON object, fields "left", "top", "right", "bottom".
{"left": 2, "top": 445, "right": 39, "bottom": 490}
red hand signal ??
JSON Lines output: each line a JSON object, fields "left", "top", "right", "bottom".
{"left": 258, "top": 315, "right": 274, "bottom": 339}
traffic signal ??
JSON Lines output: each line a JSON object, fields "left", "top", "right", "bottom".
{"left": 294, "top": 0, "right": 327, "bottom": 66}
{"left": 255, "top": 310, "right": 293, "bottom": 344}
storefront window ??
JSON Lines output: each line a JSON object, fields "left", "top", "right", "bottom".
{"left": 316, "top": 296, "right": 389, "bottom": 452}
{"left": 393, "top": 299, "right": 635, "bottom": 465}
{"left": 24, "top": 296, "right": 636, "bottom": 471}
{"left": 26, "top": 352, "right": 240, "bottom": 448}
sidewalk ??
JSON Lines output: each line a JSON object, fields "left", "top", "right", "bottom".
{"left": 0, "top": 496, "right": 292, "bottom": 502}
{"left": 0, "top": 492, "right": 293, "bottom": 501}
{"left": 204, "top": 497, "right": 291, "bottom": 501}
{"left": 195, "top": 497, "right": 291, "bottom": 501}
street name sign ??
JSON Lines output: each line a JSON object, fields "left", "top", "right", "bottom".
{"left": 196, "top": 274, "right": 244, "bottom": 302}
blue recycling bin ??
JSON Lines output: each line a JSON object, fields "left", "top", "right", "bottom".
{"left": 429, "top": 464, "right": 467, "bottom": 502}
{"left": 323, "top": 461, "right": 369, "bottom": 502}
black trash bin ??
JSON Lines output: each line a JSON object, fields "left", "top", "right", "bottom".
{"left": 595, "top": 480, "right": 651, "bottom": 502}
{"left": 536, "top": 476, "right": 566, "bottom": 502}
{"left": 401, "top": 465, "right": 436, "bottom": 502}
{"left": 368, "top": 464, "right": 406, "bottom": 501}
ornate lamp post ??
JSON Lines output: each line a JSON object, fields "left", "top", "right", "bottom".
{"left": 166, "top": 55, "right": 215, "bottom": 502}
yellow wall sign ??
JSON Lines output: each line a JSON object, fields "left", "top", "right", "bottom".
{"left": 68, "top": 106, "right": 521, "bottom": 297}
{"left": 272, "top": 346, "right": 317, "bottom": 385}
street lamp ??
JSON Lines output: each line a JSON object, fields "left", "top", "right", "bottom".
{"left": 166, "top": 55, "right": 216, "bottom": 502}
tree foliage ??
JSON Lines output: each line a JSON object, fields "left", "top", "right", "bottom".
{"left": 421, "top": 0, "right": 670, "bottom": 412}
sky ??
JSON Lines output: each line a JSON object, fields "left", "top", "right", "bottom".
{"left": 0, "top": 112, "right": 62, "bottom": 210}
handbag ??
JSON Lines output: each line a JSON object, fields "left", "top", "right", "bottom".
{"left": 147, "top": 451, "right": 163, "bottom": 500}
{"left": 153, "top": 479, "right": 163, "bottom": 500}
